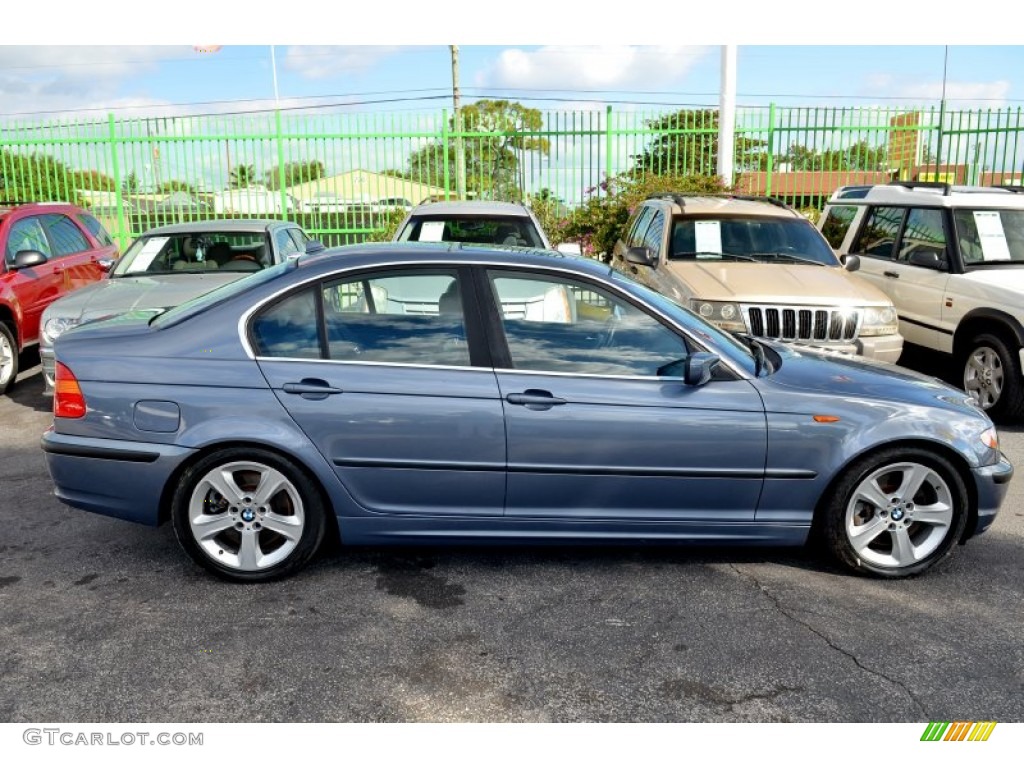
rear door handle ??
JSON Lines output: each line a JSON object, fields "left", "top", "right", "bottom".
{"left": 506, "top": 390, "right": 567, "bottom": 410}
{"left": 282, "top": 378, "right": 343, "bottom": 400}
{"left": 883, "top": 270, "right": 899, "bottom": 279}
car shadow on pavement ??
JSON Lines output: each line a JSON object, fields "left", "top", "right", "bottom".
{"left": 10, "top": 362, "right": 51, "bottom": 413}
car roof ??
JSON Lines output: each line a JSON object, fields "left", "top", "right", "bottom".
{"left": 301, "top": 241, "right": 607, "bottom": 278}
{"left": 642, "top": 194, "right": 801, "bottom": 218}
{"left": 827, "top": 182, "right": 1024, "bottom": 208}
{"left": 407, "top": 200, "right": 533, "bottom": 216}
{"left": 0, "top": 201, "right": 85, "bottom": 218}
{"left": 137, "top": 219, "right": 293, "bottom": 236}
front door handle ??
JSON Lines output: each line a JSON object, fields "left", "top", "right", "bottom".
{"left": 883, "top": 270, "right": 899, "bottom": 279}
{"left": 282, "top": 378, "right": 343, "bottom": 400}
{"left": 506, "top": 390, "right": 567, "bottom": 411}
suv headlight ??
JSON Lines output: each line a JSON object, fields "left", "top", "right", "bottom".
{"left": 42, "top": 316, "right": 80, "bottom": 345}
{"left": 858, "top": 305, "right": 898, "bottom": 337}
{"left": 690, "top": 300, "right": 746, "bottom": 332}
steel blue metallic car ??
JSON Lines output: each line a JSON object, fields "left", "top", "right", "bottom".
{"left": 42, "top": 243, "right": 1013, "bottom": 582}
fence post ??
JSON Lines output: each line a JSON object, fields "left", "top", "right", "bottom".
{"left": 275, "top": 110, "right": 287, "bottom": 219}
{"left": 605, "top": 105, "right": 613, "bottom": 198}
{"left": 107, "top": 113, "right": 128, "bottom": 250}
{"left": 765, "top": 102, "right": 776, "bottom": 197}
{"left": 441, "top": 108, "right": 451, "bottom": 200}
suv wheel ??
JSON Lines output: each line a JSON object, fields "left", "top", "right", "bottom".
{"left": 961, "top": 332, "right": 1024, "bottom": 421}
{"left": 0, "top": 322, "right": 18, "bottom": 396}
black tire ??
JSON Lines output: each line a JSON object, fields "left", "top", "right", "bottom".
{"left": 171, "top": 447, "right": 327, "bottom": 582}
{"left": 820, "top": 447, "right": 968, "bottom": 578}
{"left": 960, "top": 332, "right": 1024, "bottom": 422}
{"left": 0, "top": 322, "right": 19, "bottom": 396}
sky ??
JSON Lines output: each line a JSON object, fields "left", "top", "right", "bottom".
{"left": 1, "top": 2, "right": 1023, "bottom": 121}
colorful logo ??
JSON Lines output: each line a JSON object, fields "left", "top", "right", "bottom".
{"left": 921, "top": 722, "right": 997, "bottom": 741}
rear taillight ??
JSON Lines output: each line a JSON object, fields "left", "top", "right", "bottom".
{"left": 54, "top": 362, "right": 87, "bottom": 419}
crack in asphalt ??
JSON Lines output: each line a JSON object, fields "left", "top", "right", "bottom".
{"left": 728, "top": 564, "right": 929, "bottom": 719}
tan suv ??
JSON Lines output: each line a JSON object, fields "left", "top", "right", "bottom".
{"left": 611, "top": 194, "right": 903, "bottom": 362}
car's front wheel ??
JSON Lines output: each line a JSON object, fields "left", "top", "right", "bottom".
{"left": 961, "top": 332, "right": 1024, "bottom": 421}
{"left": 821, "top": 447, "right": 968, "bottom": 578}
{"left": 0, "top": 322, "right": 19, "bottom": 396}
{"left": 171, "top": 447, "right": 327, "bottom": 582}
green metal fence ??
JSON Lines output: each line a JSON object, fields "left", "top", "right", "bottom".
{"left": 3, "top": 103, "right": 1023, "bottom": 249}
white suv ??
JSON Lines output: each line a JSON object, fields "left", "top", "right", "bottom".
{"left": 819, "top": 181, "right": 1024, "bottom": 420}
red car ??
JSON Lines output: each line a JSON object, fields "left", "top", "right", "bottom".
{"left": 0, "top": 202, "right": 117, "bottom": 394}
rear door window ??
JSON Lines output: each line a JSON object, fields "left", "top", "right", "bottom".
{"left": 852, "top": 206, "right": 904, "bottom": 259}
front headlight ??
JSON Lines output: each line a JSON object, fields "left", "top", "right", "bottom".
{"left": 690, "top": 300, "right": 746, "bottom": 332}
{"left": 980, "top": 426, "right": 999, "bottom": 451}
{"left": 858, "top": 305, "right": 898, "bottom": 337}
{"left": 42, "top": 316, "right": 80, "bottom": 345}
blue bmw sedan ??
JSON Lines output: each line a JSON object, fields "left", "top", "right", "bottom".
{"left": 42, "top": 243, "right": 1013, "bottom": 581}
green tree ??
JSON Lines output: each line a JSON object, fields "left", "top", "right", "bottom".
{"left": 780, "top": 139, "right": 887, "bottom": 171}
{"left": 631, "top": 109, "right": 766, "bottom": 177}
{"left": 123, "top": 171, "right": 140, "bottom": 194}
{"left": 0, "top": 150, "right": 79, "bottom": 203}
{"left": 265, "top": 160, "right": 325, "bottom": 190}
{"left": 555, "top": 172, "right": 730, "bottom": 259}
{"left": 229, "top": 164, "right": 257, "bottom": 189}
{"left": 407, "top": 100, "right": 550, "bottom": 200}
{"left": 69, "top": 170, "right": 117, "bottom": 191}
{"left": 157, "top": 180, "right": 197, "bottom": 194}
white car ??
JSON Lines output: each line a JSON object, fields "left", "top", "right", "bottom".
{"left": 393, "top": 200, "right": 580, "bottom": 253}
{"left": 819, "top": 181, "right": 1024, "bottom": 420}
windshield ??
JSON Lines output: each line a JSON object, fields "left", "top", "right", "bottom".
{"left": 152, "top": 260, "right": 292, "bottom": 328}
{"left": 398, "top": 215, "right": 545, "bottom": 248}
{"left": 113, "top": 231, "right": 271, "bottom": 276}
{"left": 953, "top": 208, "right": 1024, "bottom": 265}
{"left": 669, "top": 216, "right": 840, "bottom": 266}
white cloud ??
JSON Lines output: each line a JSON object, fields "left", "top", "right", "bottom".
{"left": 863, "top": 72, "right": 1011, "bottom": 107}
{"left": 0, "top": 46, "right": 191, "bottom": 118}
{"left": 282, "top": 46, "right": 407, "bottom": 80}
{"left": 477, "top": 46, "right": 713, "bottom": 91}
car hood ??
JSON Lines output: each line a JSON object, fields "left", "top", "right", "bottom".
{"left": 46, "top": 272, "right": 246, "bottom": 322}
{"left": 663, "top": 261, "right": 892, "bottom": 305}
{"left": 758, "top": 343, "right": 981, "bottom": 416}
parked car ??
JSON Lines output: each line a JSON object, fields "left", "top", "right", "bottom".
{"left": 42, "top": 243, "right": 1011, "bottom": 582}
{"left": 819, "top": 181, "right": 1024, "bottom": 421}
{"left": 38, "top": 219, "right": 320, "bottom": 393}
{"left": 0, "top": 202, "right": 116, "bottom": 395}
{"left": 394, "top": 200, "right": 580, "bottom": 253}
{"left": 611, "top": 194, "right": 903, "bottom": 363}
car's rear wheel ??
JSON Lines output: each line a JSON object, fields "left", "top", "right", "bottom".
{"left": 961, "top": 332, "right": 1024, "bottom": 421}
{"left": 171, "top": 447, "right": 327, "bottom": 582}
{"left": 821, "top": 447, "right": 968, "bottom": 578}
{"left": 0, "top": 322, "right": 19, "bottom": 396}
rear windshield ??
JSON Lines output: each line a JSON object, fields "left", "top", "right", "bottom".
{"left": 398, "top": 215, "right": 544, "bottom": 248}
{"left": 152, "top": 260, "right": 293, "bottom": 328}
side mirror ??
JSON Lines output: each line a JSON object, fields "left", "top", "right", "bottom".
{"left": 907, "top": 249, "right": 948, "bottom": 270}
{"left": 840, "top": 253, "right": 861, "bottom": 272}
{"left": 625, "top": 246, "right": 656, "bottom": 267}
{"left": 684, "top": 352, "right": 721, "bottom": 387}
{"left": 97, "top": 258, "right": 116, "bottom": 273}
{"left": 12, "top": 250, "right": 48, "bottom": 269}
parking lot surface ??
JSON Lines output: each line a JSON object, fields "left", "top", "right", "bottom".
{"left": 1, "top": 354, "right": 1022, "bottom": 722}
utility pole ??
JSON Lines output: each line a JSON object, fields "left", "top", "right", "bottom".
{"left": 451, "top": 45, "right": 467, "bottom": 200}
{"left": 717, "top": 45, "right": 737, "bottom": 189}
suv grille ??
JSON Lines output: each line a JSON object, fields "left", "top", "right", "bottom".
{"left": 745, "top": 306, "right": 859, "bottom": 342}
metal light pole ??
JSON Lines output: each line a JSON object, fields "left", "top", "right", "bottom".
{"left": 935, "top": 45, "right": 949, "bottom": 177}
